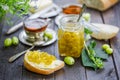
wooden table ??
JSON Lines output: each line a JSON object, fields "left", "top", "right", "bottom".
{"left": 0, "top": 0, "right": 120, "bottom": 80}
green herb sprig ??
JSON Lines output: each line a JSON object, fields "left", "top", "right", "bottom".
{"left": 0, "top": 0, "right": 30, "bottom": 19}
{"left": 82, "top": 13, "right": 109, "bottom": 70}
{"left": 84, "top": 41, "right": 104, "bottom": 69}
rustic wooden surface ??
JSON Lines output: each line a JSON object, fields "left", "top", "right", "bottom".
{"left": 0, "top": 0, "right": 120, "bottom": 80}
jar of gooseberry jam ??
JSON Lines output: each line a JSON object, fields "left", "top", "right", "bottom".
{"left": 58, "top": 15, "right": 84, "bottom": 57}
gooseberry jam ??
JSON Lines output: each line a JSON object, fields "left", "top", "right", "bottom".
{"left": 58, "top": 15, "right": 84, "bottom": 57}
{"left": 27, "top": 51, "right": 56, "bottom": 65}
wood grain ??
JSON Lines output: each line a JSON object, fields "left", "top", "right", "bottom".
{"left": 0, "top": 25, "right": 23, "bottom": 80}
{"left": 54, "top": 21, "right": 86, "bottom": 80}
{"left": 54, "top": 0, "right": 86, "bottom": 80}
{"left": 85, "top": 8, "right": 118, "bottom": 80}
{"left": 102, "top": 2, "right": 120, "bottom": 80}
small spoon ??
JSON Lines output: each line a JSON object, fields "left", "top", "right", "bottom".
{"left": 9, "top": 40, "right": 45, "bottom": 63}
{"left": 9, "top": 45, "right": 35, "bottom": 63}
{"left": 77, "top": 4, "right": 86, "bottom": 22}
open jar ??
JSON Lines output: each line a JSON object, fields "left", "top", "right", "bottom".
{"left": 58, "top": 15, "right": 84, "bottom": 57}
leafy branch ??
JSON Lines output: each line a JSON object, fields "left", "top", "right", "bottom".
{"left": 0, "top": 0, "right": 30, "bottom": 19}
{"left": 84, "top": 41, "right": 104, "bottom": 69}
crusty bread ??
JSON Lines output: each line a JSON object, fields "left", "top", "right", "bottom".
{"left": 24, "top": 51, "right": 64, "bottom": 75}
{"left": 78, "top": 0, "right": 119, "bottom": 11}
{"left": 91, "top": 23, "right": 119, "bottom": 40}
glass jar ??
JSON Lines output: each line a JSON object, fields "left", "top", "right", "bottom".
{"left": 58, "top": 15, "right": 84, "bottom": 57}
{"left": 23, "top": 18, "right": 48, "bottom": 42}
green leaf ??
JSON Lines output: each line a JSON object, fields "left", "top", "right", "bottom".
{"left": 81, "top": 48, "right": 97, "bottom": 69}
{"left": 84, "top": 28, "right": 93, "bottom": 34}
{"left": 95, "top": 48, "right": 109, "bottom": 60}
{"left": 1, "top": 5, "right": 9, "bottom": 10}
{"left": 90, "top": 40, "right": 96, "bottom": 48}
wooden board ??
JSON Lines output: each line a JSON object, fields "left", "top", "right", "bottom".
{"left": 84, "top": 8, "right": 118, "bottom": 80}
{"left": 0, "top": 0, "right": 120, "bottom": 80}
{"left": 102, "top": 2, "right": 120, "bottom": 80}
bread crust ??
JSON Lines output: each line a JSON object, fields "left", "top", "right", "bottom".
{"left": 91, "top": 23, "right": 119, "bottom": 40}
{"left": 24, "top": 53, "right": 64, "bottom": 75}
{"left": 78, "top": 0, "right": 119, "bottom": 11}
{"left": 101, "top": 0, "right": 118, "bottom": 11}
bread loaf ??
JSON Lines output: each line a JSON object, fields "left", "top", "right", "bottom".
{"left": 78, "top": 0, "right": 119, "bottom": 11}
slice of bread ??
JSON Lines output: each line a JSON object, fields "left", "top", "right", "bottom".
{"left": 91, "top": 23, "right": 119, "bottom": 40}
{"left": 78, "top": 0, "right": 119, "bottom": 11}
{"left": 24, "top": 51, "right": 64, "bottom": 75}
